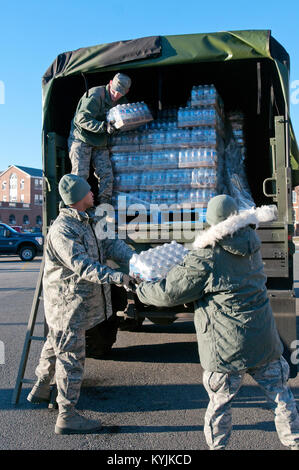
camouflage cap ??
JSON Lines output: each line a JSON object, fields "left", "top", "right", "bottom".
{"left": 111, "top": 73, "right": 131, "bottom": 95}
{"left": 59, "top": 174, "right": 91, "bottom": 205}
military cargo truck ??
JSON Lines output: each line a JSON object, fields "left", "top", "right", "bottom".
{"left": 41, "top": 30, "right": 299, "bottom": 376}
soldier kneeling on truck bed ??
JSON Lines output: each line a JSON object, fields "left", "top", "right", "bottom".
{"left": 136, "top": 195, "right": 299, "bottom": 450}
{"left": 27, "top": 174, "right": 136, "bottom": 435}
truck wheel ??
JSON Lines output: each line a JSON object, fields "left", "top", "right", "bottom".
{"left": 85, "top": 314, "right": 119, "bottom": 359}
{"left": 19, "top": 245, "right": 36, "bottom": 261}
{"left": 149, "top": 317, "right": 176, "bottom": 325}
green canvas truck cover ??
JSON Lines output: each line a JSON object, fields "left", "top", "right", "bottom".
{"left": 42, "top": 29, "right": 299, "bottom": 185}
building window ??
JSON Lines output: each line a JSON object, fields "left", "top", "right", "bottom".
{"left": 292, "top": 191, "right": 297, "bottom": 204}
{"left": 36, "top": 215, "right": 42, "bottom": 225}
{"left": 23, "top": 215, "right": 29, "bottom": 225}
{"left": 9, "top": 173, "right": 18, "bottom": 202}
{"left": 1, "top": 180, "right": 6, "bottom": 190}
{"left": 3, "top": 195, "right": 6, "bottom": 202}
{"left": 35, "top": 179, "right": 39, "bottom": 186}
{"left": 9, "top": 214, "right": 16, "bottom": 225}
{"left": 34, "top": 194, "right": 43, "bottom": 205}
{"left": 20, "top": 179, "right": 24, "bottom": 190}
{"left": 20, "top": 194, "right": 24, "bottom": 202}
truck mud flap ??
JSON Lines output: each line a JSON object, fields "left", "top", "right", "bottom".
{"left": 269, "top": 290, "right": 298, "bottom": 378}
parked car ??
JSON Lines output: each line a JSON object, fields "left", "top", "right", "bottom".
{"left": 22, "top": 227, "right": 43, "bottom": 235}
{"left": 10, "top": 225, "right": 23, "bottom": 233}
{"left": 0, "top": 223, "right": 44, "bottom": 261}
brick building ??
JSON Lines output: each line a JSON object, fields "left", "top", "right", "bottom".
{"left": 0, "top": 165, "right": 43, "bottom": 230}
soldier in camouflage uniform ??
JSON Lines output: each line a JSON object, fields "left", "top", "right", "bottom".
{"left": 28, "top": 174, "right": 135, "bottom": 435}
{"left": 136, "top": 195, "right": 299, "bottom": 450}
{"left": 68, "top": 73, "right": 131, "bottom": 204}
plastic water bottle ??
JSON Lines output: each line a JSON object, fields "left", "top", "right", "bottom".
{"left": 190, "top": 127, "right": 202, "bottom": 145}
{"left": 168, "top": 150, "right": 178, "bottom": 168}
{"left": 191, "top": 87, "right": 197, "bottom": 104}
{"left": 178, "top": 107, "right": 183, "bottom": 126}
{"left": 191, "top": 85, "right": 204, "bottom": 106}
{"left": 179, "top": 150, "right": 187, "bottom": 168}
{"left": 182, "top": 108, "right": 191, "bottom": 127}
{"left": 140, "top": 172, "right": 147, "bottom": 189}
{"left": 203, "top": 85, "right": 210, "bottom": 104}
{"left": 143, "top": 152, "right": 152, "bottom": 169}
{"left": 208, "top": 85, "right": 217, "bottom": 105}
{"left": 180, "top": 108, "right": 187, "bottom": 127}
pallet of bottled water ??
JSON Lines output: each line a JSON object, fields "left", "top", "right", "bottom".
{"left": 107, "top": 101, "right": 153, "bottom": 131}
{"left": 129, "top": 241, "right": 189, "bottom": 281}
{"left": 110, "top": 83, "right": 227, "bottom": 224}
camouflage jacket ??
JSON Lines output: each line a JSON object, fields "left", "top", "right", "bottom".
{"left": 43, "top": 207, "right": 133, "bottom": 331}
{"left": 137, "top": 221, "right": 283, "bottom": 373}
{"left": 69, "top": 85, "right": 127, "bottom": 148}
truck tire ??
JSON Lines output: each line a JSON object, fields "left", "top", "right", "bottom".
{"left": 19, "top": 245, "right": 36, "bottom": 261}
{"left": 85, "top": 284, "right": 126, "bottom": 358}
{"left": 85, "top": 314, "right": 119, "bottom": 359}
{"left": 149, "top": 317, "right": 176, "bottom": 325}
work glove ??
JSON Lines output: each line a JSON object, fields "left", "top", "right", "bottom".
{"left": 106, "top": 121, "right": 117, "bottom": 135}
{"left": 119, "top": 274, "right": 138, "bottom": 293}
{"left": 132, "top": 274, "right": 143, "bottom": 285}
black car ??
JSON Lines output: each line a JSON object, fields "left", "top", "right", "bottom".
{"left": 0, "top": 223, "right": 44, "bottom": 261}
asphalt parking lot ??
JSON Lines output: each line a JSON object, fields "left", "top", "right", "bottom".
{"left": 0, "top": 253, "right": 298, "bottom": 455}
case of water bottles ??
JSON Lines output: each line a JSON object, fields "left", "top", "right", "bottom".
{"left": 107, "top": 101, "right": 153, "bottom": 131}
{"left": 129, "top": 241, "right": 189, "bottom": 281}
{"left": 190, "top": 84, "right": 224, "bottom": 109}
{"left": 177, "top": 84, "right": 225, "bottom": 133}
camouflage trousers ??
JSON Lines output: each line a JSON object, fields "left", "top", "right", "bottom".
{"left": 68, "top": 138, "right": 113, "bottom": 204}
{"left": 35, "top": 327, "right": 85, "bottom": 413}
{"left": 203, "top": 356, "right": 299, "bottom": 450}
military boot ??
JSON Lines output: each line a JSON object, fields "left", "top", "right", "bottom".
{"left": 55, "top": 410, "right": 102, "bottom": 435}
{"left": 27, "top": 379, "right": 51, "bottom": 404}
